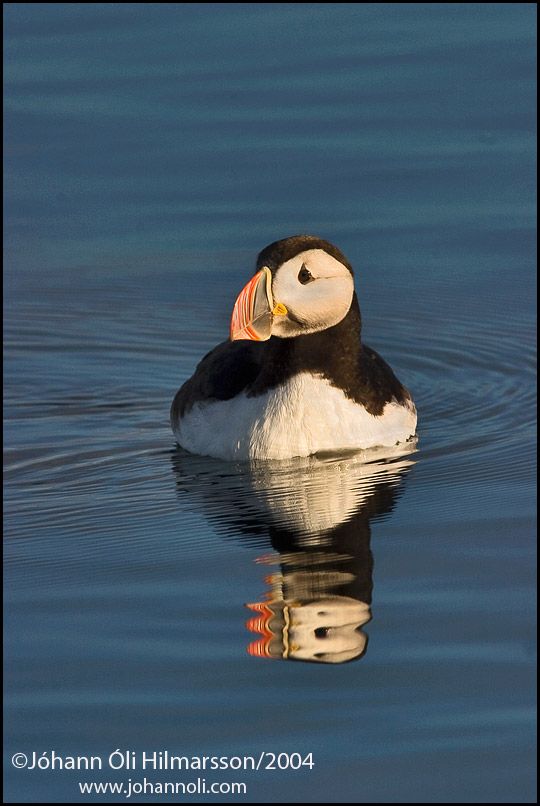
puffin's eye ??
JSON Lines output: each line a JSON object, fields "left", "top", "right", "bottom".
{"left": 298, "top": 264, "right": 314, "bottom": 285}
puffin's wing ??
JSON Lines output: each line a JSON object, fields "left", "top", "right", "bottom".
{"left": 360, "top": 344, "right": 413, "bottom": 408}
{"left": 171, "top": 339, "right": 264, "bottom": 421}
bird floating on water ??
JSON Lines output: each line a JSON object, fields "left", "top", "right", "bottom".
{"left": 171, "top": 235, "right": 416, "bottom": 460}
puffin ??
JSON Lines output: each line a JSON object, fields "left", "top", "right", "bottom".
{"left": 171, "top": 235, "right": 417, "bottom": 460}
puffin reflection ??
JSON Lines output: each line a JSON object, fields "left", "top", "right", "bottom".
{"left": 171, "top": 444, "right": 415, "bottom": 664}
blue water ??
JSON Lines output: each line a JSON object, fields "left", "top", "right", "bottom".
{"left": 4, "top": 3, "right": 536, "bottom": 803}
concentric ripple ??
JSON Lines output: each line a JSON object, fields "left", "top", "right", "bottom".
{"left": 4, "top": 269, "right": 536, "bottom": 589}
{"left": 367, "top": 295, "right": 536, "bottom": 489}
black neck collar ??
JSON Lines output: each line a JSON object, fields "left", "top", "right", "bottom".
{"left": 250, "top": 294, "right": 362, "bottom": 393}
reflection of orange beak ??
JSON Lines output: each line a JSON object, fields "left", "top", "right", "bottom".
{"left": 245, "top": 601, "right": 275, "bottom": 657}
{"left": 230, "top": 267, "right": 287, "bottom": 341}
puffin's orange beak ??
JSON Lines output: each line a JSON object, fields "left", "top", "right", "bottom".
{"left": 230, "top": 267, "right": 287, "bottom": 341}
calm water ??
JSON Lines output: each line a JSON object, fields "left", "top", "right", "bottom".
{"left": 4, "top": 3, "right": 536, "bottom": 803}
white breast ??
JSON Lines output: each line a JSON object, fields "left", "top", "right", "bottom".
{"left": 173, "top": 372, "right": 417, "bottom": 461}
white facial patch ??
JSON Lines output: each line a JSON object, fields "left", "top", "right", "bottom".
{"left": 270, "top": 249, "right": 355, "bottom": 337}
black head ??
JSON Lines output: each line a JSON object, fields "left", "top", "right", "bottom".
{"left": 256, "top": 235, "right": 354, "bottom": 276}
